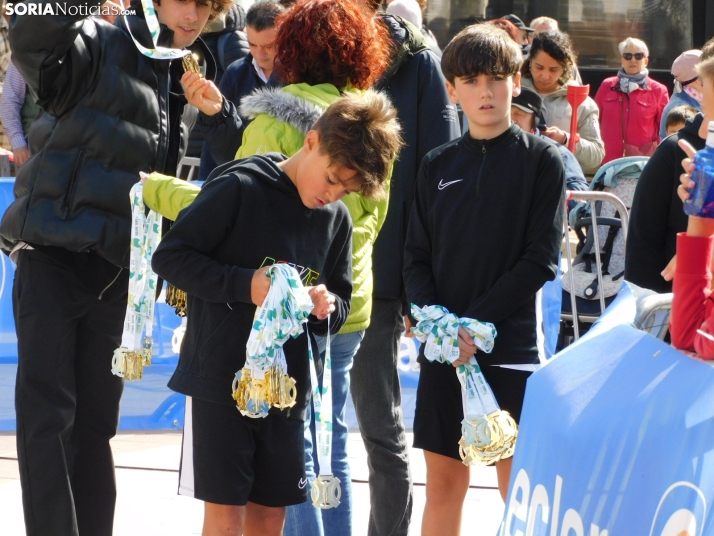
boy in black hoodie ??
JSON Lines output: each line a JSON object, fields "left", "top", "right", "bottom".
{"left": 403, "top": 24, "right": 564, "bottom": 534}
{"left": 152, "top": 91, "right": 403, "bottom": 536}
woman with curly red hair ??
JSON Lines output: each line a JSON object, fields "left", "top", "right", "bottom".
{"left": 487, "top": 18, "right": 520, "bottom": 43}
{"left": 154, "top": 1, "right": 395, "bottom": 535}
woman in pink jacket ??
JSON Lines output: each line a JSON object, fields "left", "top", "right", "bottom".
{"left": 595, "top": 37, "right": 669, "bottom": 164}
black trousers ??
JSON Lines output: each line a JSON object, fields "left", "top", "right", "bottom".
{"left": 13, "top": 249, "right": 126, "bottom": 536}
{"left": 350, "top": 298, "right": 413, "bottom": 536}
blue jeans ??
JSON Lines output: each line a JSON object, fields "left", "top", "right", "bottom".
{"left": 284, "top": 330, "right": 364, "bottom": 536}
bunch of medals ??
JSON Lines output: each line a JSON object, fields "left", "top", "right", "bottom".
{"left": 165, "top": 283, "right": 188, "bottom": 317}
{"left": 112, "top": 182, "right": 162, "bottom": 381}
{"left": 411, "top": 304, "right": 518, "bottom": 466}
{"left": 456, "top": 361, "right": 518, "bottom": 466}
{"left": 232, "top": 264, "right": 313, "bottom": 418}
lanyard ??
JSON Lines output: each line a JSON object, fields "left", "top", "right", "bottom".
{"left": 410, "top": 304, "right": 517, "bottom": 466}
{"left": 112, "top": 182, "right": 163, "bottom": 381}
{"left": 308, "top": 320, "right": 341, "bottom": 509}
{"left": 411, "top": 304, "right": 496, "bottom": 364}
{"left": 123, "top": 0, "right": 189, "bottom": 60}
{"left": 232, "top": 264, "right": 312, "bottom": 418}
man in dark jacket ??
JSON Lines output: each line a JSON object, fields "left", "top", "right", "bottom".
{"left": 198, "top": 0, "right": 284, "bottom": 180}
{"left": 0, "top": 0, "right": 226, "bottom": 533}
{"left": 625, "top": 113, "right": 705, "bottom": 292}
{"left": 349, "top": 10, "right": 461, "bottom": 536}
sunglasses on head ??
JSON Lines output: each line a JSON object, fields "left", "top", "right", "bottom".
{"left": 623, "top": 52, "right": 646, "bottom": 60}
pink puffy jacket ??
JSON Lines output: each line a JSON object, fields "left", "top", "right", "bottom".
{"left": 594, "top": 76, "right": 669, "bottom": 165}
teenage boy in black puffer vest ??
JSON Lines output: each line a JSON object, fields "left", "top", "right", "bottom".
{"left": 0, "top": 0, "right": 229, "bottom": 533}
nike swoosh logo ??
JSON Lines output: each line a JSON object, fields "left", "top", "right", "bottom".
{"left": 298, "top": 477, "right": 308, "bottom": 489}
{"left": 438, "top": 179, "right": 464, "bottom": 190}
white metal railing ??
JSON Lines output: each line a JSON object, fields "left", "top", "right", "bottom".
{"left": 563, "top": 190, "right": 630, "bottom": 341}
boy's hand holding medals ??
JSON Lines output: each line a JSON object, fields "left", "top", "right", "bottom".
{"left": 180, "top": 53, "right": 223, "bottom": 117}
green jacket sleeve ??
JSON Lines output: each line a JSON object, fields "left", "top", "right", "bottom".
{"left": 143, "top": 174, "right": 201, "bottom": 221}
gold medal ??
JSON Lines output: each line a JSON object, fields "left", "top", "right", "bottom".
{"left": 182, "top": 53, "right": 201, "bottom": 75}
{"left": 264, "top": 366, "right": 298, "bottom": 409}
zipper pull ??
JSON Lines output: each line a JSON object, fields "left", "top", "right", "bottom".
{"left": 481, "top": 143, "right": 486, "bottom": 154}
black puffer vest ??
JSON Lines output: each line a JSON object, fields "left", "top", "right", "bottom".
{"left": 2, "top": 3, "right": 214, "bottom": 268}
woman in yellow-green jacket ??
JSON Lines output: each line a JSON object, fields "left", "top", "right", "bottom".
{"left": 145, "top": 1, "right": 394, "bottom": 534}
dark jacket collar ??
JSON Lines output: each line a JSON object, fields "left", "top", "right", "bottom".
{"left": 462, "top": 123, "right": 520, "bottom": 153}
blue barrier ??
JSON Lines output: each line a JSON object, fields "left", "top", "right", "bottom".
{"left": 501, "top": 286, "right": 714, "bottom": 535}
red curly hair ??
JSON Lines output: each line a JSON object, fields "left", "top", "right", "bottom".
{"left": 274, "top": 0, "right": 392, "bottom": 90}
{"left": 488, "top": 19, "right": 520, "bottom": 42}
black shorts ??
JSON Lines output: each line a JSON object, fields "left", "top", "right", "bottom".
{"left": 413, "top": 359, "right": 532, "bottom": 461}
{"left": 178, "top": 396, "right": 308, "bottom": 507}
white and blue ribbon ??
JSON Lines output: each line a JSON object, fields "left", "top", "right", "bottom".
{"left": 123, "top": 0, "right": 190, "bottom": 60}
{"left": 308, "top": 320, "right": 341, "bottom": 509}
{"left": 112, "top": 182, "right": 162, "bottom": 381}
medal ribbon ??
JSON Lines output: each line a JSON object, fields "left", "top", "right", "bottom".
{"left": 112, "top": 182, "right": 163, "bottom": 381}
{"left": 410, "top": 304, "right": 517, "bottom": 466}
{"left": 244, "top": 264, "right": 313, "bottom": 379}
{"left": 123, "top": 0, "right": 189, "bottom": 60}
{"left": 308, "top": 320, "right": 341, "bottom": 509}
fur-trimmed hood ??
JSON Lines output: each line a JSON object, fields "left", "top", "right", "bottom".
{"left": 240, "top": 83, "right": 364, "bottom": 136}
{"left": 240, "top": 86, "right": 323, "bottom": 136}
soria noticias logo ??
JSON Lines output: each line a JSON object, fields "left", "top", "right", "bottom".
{"left": 3, "top": 2, "right": 135, "bottom": 16}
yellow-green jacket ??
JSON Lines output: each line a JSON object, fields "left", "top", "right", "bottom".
{"left": 144, "top": 82, "right": 390, "bottom": 333}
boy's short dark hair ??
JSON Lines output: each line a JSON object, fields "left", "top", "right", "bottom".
{"left": 313, "top": 90, "right": 403, "bottom": 200}
{"left": 665, "top": 105, "right": 698, "bottom": 129}
{"left": 246, "top": 1, "right": 285, "bottom": 31}
{"left": 441, "top": 24, "right": 522, "bottom": 84}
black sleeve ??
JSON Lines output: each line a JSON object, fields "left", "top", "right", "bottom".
{"left": 10, "top": 0, "right": 101, "bottom": 116}
{"left": 196, "top": 95, "right": 245, "bottom": 166}
{"left": 405, "top": 51, "right": 461, "bottom": 220}
{"left": 624, "top": 140, "right": 677, "bottom": 292}
{"left": 151, "top": 173, "right": 255, "bottom": 304}
{"left": 403, "top": 158, "right": 438, "bottom": 315}
{"left": 308, "top": 219, "right": 353, "bottom": 336}
{"left": 464, "top": 146, "right": 566, "bottom": 323}
{"left": 414, "top": 52, "right": 462, "bottom": 173}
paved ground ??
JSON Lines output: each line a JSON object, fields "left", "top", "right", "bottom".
{"left": 0, "top": 430, "right": 505, "bottom": 535}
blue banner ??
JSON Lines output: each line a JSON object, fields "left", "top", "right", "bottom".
{"left": 501, "top": 323, "right": 714, "bottom": 536}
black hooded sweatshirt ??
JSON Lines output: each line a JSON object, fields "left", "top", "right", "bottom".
{"left": 404, "top": 125, "right": 565, "bottom": 365}
{"left": 152, "top": 154, "right": 353, "bottom": 419}
{"left": 625, "top": 113, "right": 705, "bottom": 293}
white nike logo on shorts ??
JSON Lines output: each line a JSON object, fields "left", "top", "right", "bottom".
{"left": 298, "top": 477, "right": 308, "bottom": 489}
{"left": 438, "top": 179, "right": 464, "bottom": 190}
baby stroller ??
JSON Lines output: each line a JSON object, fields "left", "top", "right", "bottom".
{"left": 558, "top": 156, "right": 649, "bottom": 348}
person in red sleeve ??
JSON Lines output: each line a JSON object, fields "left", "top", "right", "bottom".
{"left": 672, "top": 54, "right": 714, "bottom": 358}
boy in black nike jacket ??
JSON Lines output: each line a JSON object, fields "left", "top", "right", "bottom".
{"left": 152, "top": 91, "right": 402, "bottom": 536}
{"left": 403, "top": 25, "right": 565, "bottom": 534}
